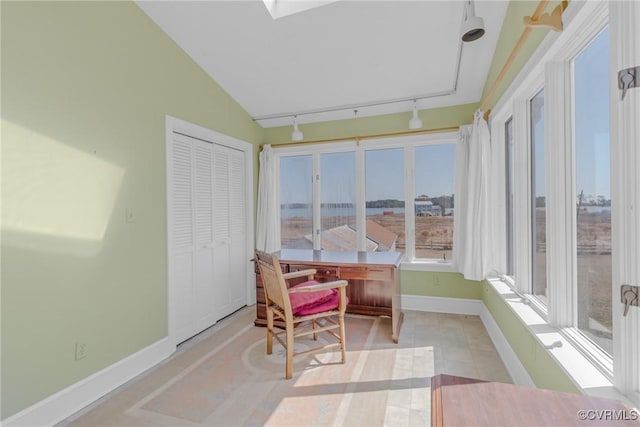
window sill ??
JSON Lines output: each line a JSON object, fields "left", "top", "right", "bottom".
{"left": 486, "top": 277, "right": 635, "bottom": 406}
{"left": 401, "top": 260, "right": 457, "bottom": 273}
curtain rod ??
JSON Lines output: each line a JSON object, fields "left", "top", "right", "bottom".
{"left": 479, "top": 0, "right": 563, "bottom": 114}
{"left": 259, "top": 125, "right": 461, "bottom": 150}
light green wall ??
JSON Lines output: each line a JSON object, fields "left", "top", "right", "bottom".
{"left": 401, "top": 271, "right": 483, "bottom": 300}
{"left": 1, "top": 1, "right": 261, "bottom": 419}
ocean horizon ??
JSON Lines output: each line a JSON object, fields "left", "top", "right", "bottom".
{"left": 281, "top": 207, "right": 407, "bottom": 218}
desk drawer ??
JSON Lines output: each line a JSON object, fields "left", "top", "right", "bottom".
{"left": 340, "top": 266, "right": 391, "bottom": 281}
{"left": 288, "top": 264, "right": 339, "bottom": 280}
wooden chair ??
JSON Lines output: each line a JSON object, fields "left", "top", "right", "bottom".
{"left": 255, "top": 250, "right": 348, "bottom": 379}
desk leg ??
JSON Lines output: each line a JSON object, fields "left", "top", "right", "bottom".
{"left": 391, "top": 267, "right": 402, "bottom": 343}
{"left": 392, "top": 311, "right": 404, "bottom": 343}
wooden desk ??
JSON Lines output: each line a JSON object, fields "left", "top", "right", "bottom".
{"left": 431, "top": 374, "right": 640, "bottom": 426}
{"left": 254, "top": 249, "right": 403, "bottom": 343}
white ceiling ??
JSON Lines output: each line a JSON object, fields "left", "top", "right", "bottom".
{"left": 136, "top": 1, "right": 508, "bottom": 128}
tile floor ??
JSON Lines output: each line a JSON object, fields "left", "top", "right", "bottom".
{"left": 59, "top": 307, "right": 512, "bottom": 427}
{"left": 382, "top": 310, "right": 512, "bottom": 426}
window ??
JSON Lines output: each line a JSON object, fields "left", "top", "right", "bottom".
{"left": 505, "top": 117, "right": 514, "bottom": 276}
{"left": 574, "top": 28, "right": 611, "bottom": 353}
{"left": 280, "top": 155, "right": 313, "bottom": 249}
{"left": 365, "top": 148, "right": 405, "bottom": 254}
{"left": 275, "top": 134, "right": 457, "bottom": 262}
{"left": 490, "top": 1, "right": 640, "bottom": 405}
{"left": 414, "top": 144, "right": 455, "bottom": 261}
{"left": 320, "top": 152, "right": 356, "bottom": 250}
{"left": 530, "top": 89, "right": 546, "bottom": 299}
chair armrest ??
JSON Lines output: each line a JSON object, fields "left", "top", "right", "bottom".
{"left": 288, "top": 280, "right": 348, "bottom": 293}
{"left": 282, "top": 269, "right": 317, "bottom": 281}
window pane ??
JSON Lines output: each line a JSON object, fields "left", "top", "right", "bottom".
{"left": 531, "top": 90, "right": 546, "bottom": 298}
{"left": 575, "top": 28, "right": 611, "bottom": 353}
{"left": 414, "top": 144, "right": 455, "bottom": 260}
{"left": 365, "top": 148, "right": 404, "bottom": 254}
{"left": 506, "top": 117, "right": 514, "bottom": 275}
{"left": 280, "top": 155, "right": 313, "bottom": 249}
{"left": 320, "top": 152, "right": 356, "bottom": 251}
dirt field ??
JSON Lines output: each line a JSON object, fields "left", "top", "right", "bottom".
{"left": 281, "top": 213, "right": 453, "bottom": 258}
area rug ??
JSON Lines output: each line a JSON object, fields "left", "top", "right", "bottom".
{"left": 126, "top": 315, "right": 389, "bottom": 426}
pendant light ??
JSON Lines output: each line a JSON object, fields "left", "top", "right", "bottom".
{"left": 409, "top": 101, "right": 423, "bottom": 130}
{"left": 461, "top": 0, "right": 485, "bottom": 42}
{"left": 291, "top": 116, "right": 303, "bottom": 141}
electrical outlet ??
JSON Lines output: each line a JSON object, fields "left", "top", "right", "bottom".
{"left": 126, "top": 208, "right": 136, "bottom": 223}
{"left": 75, "top": 342, "right": 87, "bottom": 361}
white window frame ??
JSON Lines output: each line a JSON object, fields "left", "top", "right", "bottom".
{"left": 490, "top": 0, "right": 640, "bottom": 406}
{"left": 274, "top": 132, "right": 459, "bottom": 271}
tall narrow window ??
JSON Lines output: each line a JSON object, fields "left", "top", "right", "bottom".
{"left": 505, "top": 117, "right": 515, "bottom": 276}
{"left": 365, "top": 148, "right": 405, "bottom": 254}
{"left": 531, "top": 90, "right": 546, "bottom": 298}
{"left": 414, "top": 144, "right": 455, "bottom": 260}
{"left": 574, "top": 28, "right": 611, "bottom": 353}
{"left": 320, "top": 152, "right": 356, "bottom": 251}
{"left": 280, "top": 155, "right": 313, "bottom": 249}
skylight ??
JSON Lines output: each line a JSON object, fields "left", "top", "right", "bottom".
{"left": 261, "top": 0, "right": 341, "bottom": 19}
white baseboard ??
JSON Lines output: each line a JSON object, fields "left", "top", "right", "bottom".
{"left": 478, "top": 305, "right": 536, "bottom": 387}
{"left": 3, "top": 338, "right": 175, "bottom": 427}
{"left": 401, "top": 294, "right": 534, "bottom": 387}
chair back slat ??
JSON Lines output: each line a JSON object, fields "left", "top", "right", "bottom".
{"left": 255, "top": 250, "right": 292, "bottom": 314}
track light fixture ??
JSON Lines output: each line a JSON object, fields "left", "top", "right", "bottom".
{"left": 461, "top": 0, "right": 485, "bottom": 42}
{"left": 409, "top": 101, "right": 423, "bottom": 130}
{"left": 291, "top": 116, "right": 303, "bottom": 141}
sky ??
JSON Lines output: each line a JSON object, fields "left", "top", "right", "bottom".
{"left": 575, "top": 28, "right": 610, "bottom": 200}
{"left": 279, "top": 144, "right": 455, "bottom": 205}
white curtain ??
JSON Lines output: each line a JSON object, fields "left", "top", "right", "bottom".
{"left": 256, "top": 144, "right": 280, "bottom": 252}
{"left": 454, "top": 110, "right": 492, "bottom": 281}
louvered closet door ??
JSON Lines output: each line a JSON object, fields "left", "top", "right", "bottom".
{"left": 211, "top": 144, "right": 247, "bottom": 317}
{"left": 171, "top": 133, "right": 198, "bottom": 344}
{"left": 170, "top": 134, "right": 219, "bottom": 344}
{"left": 170, "top": 133, "right": 247, "bottom": 344}
{"left": 192, "top": 139, "right": 217, "bottom": 336}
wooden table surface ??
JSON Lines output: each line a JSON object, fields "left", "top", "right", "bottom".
{"left": 276, "top": 248, "right": 403, "bottom": 267}
{"left": 431, "top": 374, "right": 640, "bottom": 426}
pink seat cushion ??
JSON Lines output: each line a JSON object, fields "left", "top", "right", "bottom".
{"left": 295, "top": 291, "right": 348, "bottom": 316}
{"left": 289, "top": 281, "right": 344, "bottom": 315}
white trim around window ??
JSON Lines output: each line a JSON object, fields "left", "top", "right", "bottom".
{"left": 488, "top": 0, "right": 640, "bottom": 405}
{"left": 273, "top": 131, "right": 459, "bottom": 269}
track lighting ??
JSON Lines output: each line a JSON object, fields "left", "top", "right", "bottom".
{"left": 291, "top": 116, "right": 303, "bottom": 141}
{"left": 461, "top": 0, "right": 485, "bottom": 42}
{"left": 409, "top": 101, "right": 423, "bottom": 130}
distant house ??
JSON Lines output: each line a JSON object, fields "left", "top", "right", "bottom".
{"left": 415, "top": 200, "right": 434, "bottom": 216}
{"left": 287, "top": 220, "right": 397, "bottom": 252}
{"left": 415, "top": 197, "right": 442, "bottom": 216}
